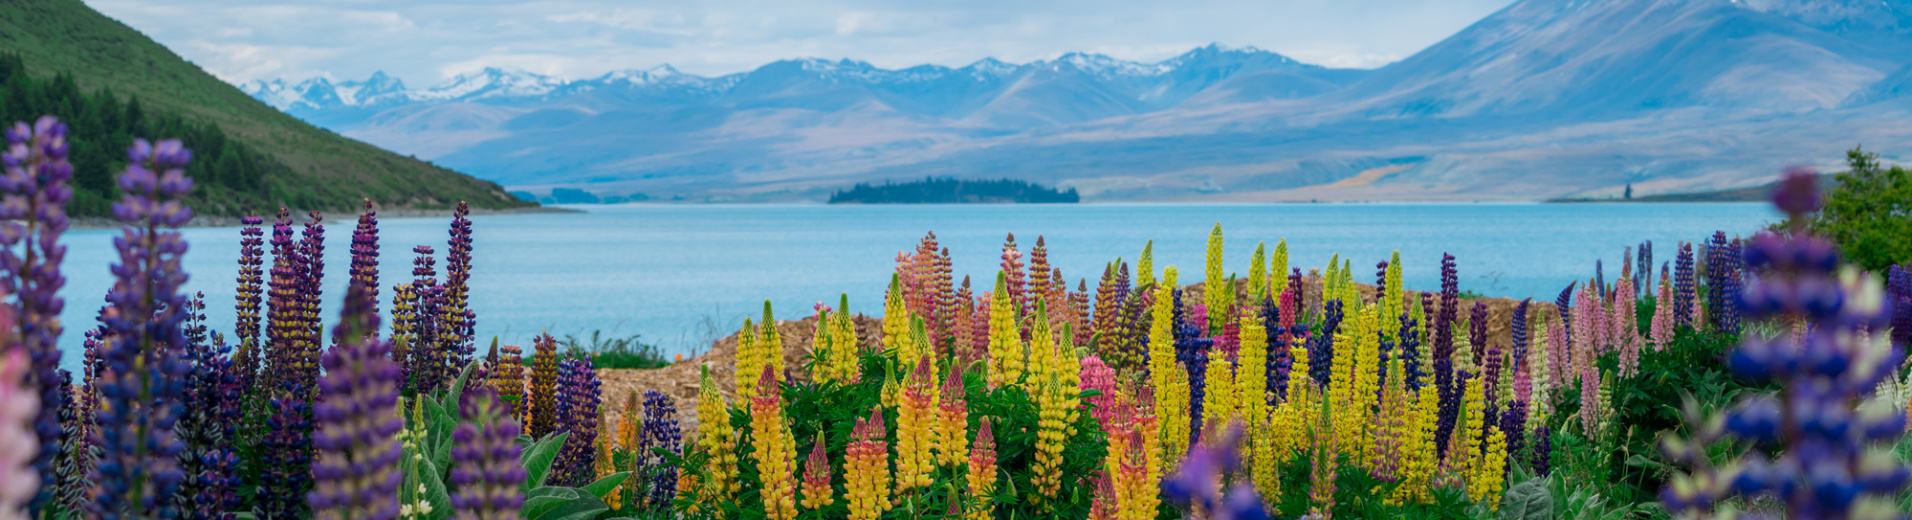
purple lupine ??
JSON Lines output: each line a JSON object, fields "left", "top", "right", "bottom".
{"left": 1637, "top": 240, "right": 1653, "bottom": 296}
{"left": 52, "top": 369, "right": 92, "bottom": 517}
{"left": 1890, "top": 264, "right": 1911, "bottom": 349}
{"left": 1499, "top": 405, "right": 1526, "bottom": 478}
{"left": 1260, "top": 298, "right": 1287, "bottom": 403}
{"left": 308, "top": 283, "right": 404, "bottom": 520}
{"left": 1531, "top": 425, "right": 1551, "bottom": 476}
{"left": 1468, "top": 301, "right": 1489, "bottom": 370}
{"left": 1160, "top": 424, "right": 1269, "bottom": 520}
{"left": 1481, "top": 343, "right": 1504, "bottom": 405}
{"left": 1433, "top": 253, "right": 1460, "bottom": 455}
{"left": 1511, "top": 298, "right": 1530, "bottom": 372}
{"left": 1595, "top": 259, "right": 1606, "bottom": 298}
{"left": 1399, "top": 310, "right": 1423, "bottom": 392}
{"left": 296, "top": 211, "right": 326, "bottom": 393}
{"left": 263, "top": 209, "right": 301, "bottom": 394}
{"left": 553, "top": 358, "right": 601, "bottom": 487}
{"left": 440, "top": 203, "right": 476, "bottom": 384}
{"left": 405, "top": 245, "right": 444, "bottom": 395}
{"left": 450, "top": 368, "right": 526, "bottom": 520}
{"left": 0, "top": 116, "right": 71, "bottom": 515}
{"left": 640, "top": 391, "right": 681, "bottom": 511}
{"left": 1663, "top": 171, "right": 1910, "bottom": 517}
{"left": 176, "top": 292, "right": 239, "bottom": 520}
{"left": 233, "top": 216, "right": 265, "bottom": 397}
{"left": 1553, "top": 282, "right": 1574, "bottom": 348}
{"left": 1173, "top": 289, "right": 1213, "bottom": 443}
{"left": 1307, "top": 300, "right": 1342, "bottom": 388}
{"left": 1673, "top": 243, "right": 1695, "bottom": 327}
{"left": 350, "top": 200, "right": 380, "bottom": 331}
{"left": 94, "top": 138, "right": 195, "bottom": 520}
{"left": 257, "top": 389, "right": 313, "bottom": 520}
{"left": 1705, "top": 233, "right": 1743, "bottom": 333}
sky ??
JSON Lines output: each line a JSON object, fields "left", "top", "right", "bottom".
{"left": 85, "top": 0, "right": 1518, "bottom": 87}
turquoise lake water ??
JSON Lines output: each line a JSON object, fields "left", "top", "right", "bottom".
{"left": 57, "top": 203, "right": 1778, "bottom": 368}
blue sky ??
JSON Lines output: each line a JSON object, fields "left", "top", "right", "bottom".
{"left": 86, "top": 0, "right": 1516, "bottom": 86}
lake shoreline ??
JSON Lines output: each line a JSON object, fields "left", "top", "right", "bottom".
{"left": 69, "top": 205, "right": 581, "bottom": 230}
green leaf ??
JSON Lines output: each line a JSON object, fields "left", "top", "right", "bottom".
{"left": 1498, "top": 477, "right": 1551, "bottom": 520}
{"left": 524, "top": 486, "right": 610, "bottom": 520}
{"left": 445, "top": 359, "right": 478, "bottom": 411}
{"left": 522, "top": 486, "right": 582, "bottom": 519}
{"left": 579, "top": 472, "right": 631, "bottom": 500}
{"left": 521, "top": 431, "right": 570, "bottom": 493}
{"left": 418, "top": 454, "right": 453, "bottom": 520}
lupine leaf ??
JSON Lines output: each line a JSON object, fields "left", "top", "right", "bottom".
{"left": 522, "top": 486, "right": 581, "bottom": 519}
{"left": 1499, "top": 478, "right": 1551, "bottom": 520}
{"left": 579, "top": 472, "right": 630, "bottom": 500}
{"left": 419, "top": 455, "right": 453, "bottom": 520}
{"left": 522, "top": 431, "right": 570, "bottom": 493}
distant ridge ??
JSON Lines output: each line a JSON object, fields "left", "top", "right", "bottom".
{"left": 239, "top": 0, "right": 1912, "bottom": 203}
{"left": 0, "top": 0, "right": 530, "bottom": 214}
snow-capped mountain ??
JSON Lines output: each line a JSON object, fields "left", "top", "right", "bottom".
{"left": 235, "top": 0, "right": 1912, "bottom": 202}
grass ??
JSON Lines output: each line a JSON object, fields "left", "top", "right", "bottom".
{"left": 559, "top": 331, "right": 673, "bottom": 369}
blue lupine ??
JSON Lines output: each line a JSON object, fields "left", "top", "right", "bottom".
{"left": 1674, "top": 243, "right": 1695, "bottom": 327}
{"left": 1433, "top": 253, "right": 1460, "bottom": 456}
{"left": 450, "top": 366, "right": 526, "bottom": 520}
{"left": 94, "top": 138, "right": 195, "bottom": 520}
{"left": 641, "top": 391, "right": 682, "bottom": 511}
{"left": 308, "top": 283, "right": 404, "bottom": 520}
{"left": 0, "top": 116, "right": 72, "bottom": 514}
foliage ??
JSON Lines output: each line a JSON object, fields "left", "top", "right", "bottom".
{"left": 1809, "top": 146, "right": 1912, "bottom": 271}
{"left": 558, "top": 331, "right": 671, "bottom": 370}
{"left": 828, "top": 177, "right": 1080, "bottom": 204}
{"left": 0, "top": 0, "right": 531, "bottom": 213}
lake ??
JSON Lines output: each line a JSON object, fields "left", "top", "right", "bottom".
{"left": 57, "top": 202, "right": 1777, "bottom": 370}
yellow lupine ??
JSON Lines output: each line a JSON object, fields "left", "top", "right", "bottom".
{"left": 1027, "top": 300, "right": 1057, "bottom": 392}
{"left": 1204, "top": 223, "right": 1227, "bottom": 335}
{"left": 735, "top": 318, "right": 761, "bottom": 402}
{"left": 1159, "top": 365, "right": 1191, "bottom": 472}
{"left": 1250, "top": 413, "right": 1282, "bottom": 506}
{"left": 1281, "top": 329, "right": 1315, "bottom": 457}
{"left": 1269, "top": 239, "right": 1288, "bottom": 298}
{"left": 848, "top": 406, "right": 893, "bottom": 520}
{"left": 1393, "top": 379, "right": 1440, "bottom": 504}
{"left": 1032, "top": 371, "right": 1074, "bottom": 501}
{"left": 1136, "top": 240, "right": 1155, "bottom": 288}
{"left": 1474, "top": 426, "right": 1508, "bottom": 506}
{"left": 1530, "top": 313, "right": 1552, "bottom": 418}
{"left": 986, "top": 273, "right": 1023, "bottom": 388}
{"left": 1131, "top": 396, "right": 1163, "bottom": 520}
{"left": 696, "top": 365, "right": 739, "bottom": 501}
{"left": 759, "top": 302, "right": 785, "bottom": 386}
{"left": 883, "top": 273, "right": 912, "bottom": 360}
{"left": 1451, "top": 376, "right": 1486, "bottom": 484}
{"left": 1203, "top": 353, "right": 1236, "bottom": 435}
{"left": 1148, "top": 267, "right": 1180, "bottom": 427}
{"left": 1383, "top": 251, "right": 1403, "bottom": 328}
{"left": 936, "top": 361, "right": 969, "bottom": 468}
{"left": 897, "top": 358, "right": 938, "bottom": 493}
{"left": 799, "top": 431, "right": 834, "bottom": 511}
{"left": 597, "top": 413, "right": 619, "bottom": 510}
{"left": 1237, "top": 318, "right": 1269, "bottom": 432}
{"left": 816, "top": 293, "right": 862, "bottom": 385}
{"left": 1249, "top": 242, "right": 1267, "bottom": 302}
{"left": 1056, "top": 322, "right": 1082, "bottom": 431}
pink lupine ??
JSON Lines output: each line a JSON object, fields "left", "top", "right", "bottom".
{"left": 1079, "top": 356, "right": 1120, "bottom": 434}
{"left": 0, "top": 349, "right": 36, "bottom": 519}
{"left": 1611, "top": 277, "right": 1640, "bottom": 377}
{"left": 1547, "top": 314, "right": 1569, "bottom": 391}
{"left": 1650, "top": 276, "right": 1675, "bottom": 350}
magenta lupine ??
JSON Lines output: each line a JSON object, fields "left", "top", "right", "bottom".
{"left": 308, "top": 283, "right": 404, "bottom": 520}
{"left": 640, "top": 390, "right": 681, "bottom": 510}
{"left": 0, "top": 116, "right": 71, "bottom": 513}
{"left": 450, "top": 373, "right": 526, "bottom": 520}
{"left": 1079, "top": 355, "right": 1120, "bottom": 433}
{"left": 0, "top": 348, "right": 39, "bottom": 519}
{"left": 95, "top": 138, "right": 197, "bottom": 520}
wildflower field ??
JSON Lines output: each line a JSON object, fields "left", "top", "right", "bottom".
{"left": 0, "top": 114, "right": 1907, "bottom": 520}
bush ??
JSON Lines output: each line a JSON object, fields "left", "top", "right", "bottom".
{"left": 1810, "top": 146, "right": 1912, "bottom": 271}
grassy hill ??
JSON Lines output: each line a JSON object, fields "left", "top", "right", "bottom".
{"left": 0, "top": 0, "right": 531, "bottom": 215}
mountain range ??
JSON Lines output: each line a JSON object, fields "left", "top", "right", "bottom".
{"left": 242, "top": 0, "right": 1912, "bottom": 202}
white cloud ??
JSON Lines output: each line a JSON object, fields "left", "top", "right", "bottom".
{"left": 82, "top": 0, "right": 1518, "bottom": 87}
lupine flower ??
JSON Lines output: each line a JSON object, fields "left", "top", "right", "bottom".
{"left": 308, "top": 283, "right": 404, "bottom": 520}
{"left": 640, "top": 390, "right": 680, "bottom": 510}
{"left": 1175, "top": 291, "right": 1214, "bottom": 446}
{"left": 440, "top": 202, "right": 476, "bottom": 376}
{"left": 1474, "top": 423, "right": 1508, "bottom": 507}
{"left": 1674, "top": 243, "right": 1696, "bottom": 327}
{"left": 1468, "top": 302, "right": 1489, "bottom": 369}
{"left": 1662, "top": 171, "right": 1910, "bottom": 519}
{"left": 295, "top": 211, "right": 326, "bottom": 393}
{"left": 1205, "top": 223, "right": 1229, "bottom": 336}
{"left": 1651, "top": 268, "right": 1676, "bottom": 349}
{"left": 0, "top": 348, "right": 38, "bottom": 520}
{"left": 848, "top": 405, "right": 891, "bottom": 520}
{"left": 1888, "top": 264, "right": 1910, "bottom": 350}
{"left": 258, "top": 389, "right": 313, "bottom": 520}
{"left": 1307, "top": 393, "right": 1337, "bottom": 520}
{"left": 1394, "top": 377, "right": 1440, "bottom": 504}
{"left": 401, "top": 245, "right": 443, "bottom": 395}
{"left": 491, "top": 344, "right": 524, "bottom": 424}
{"left": 1080, "top": 355, "right": 1120, "bottom": 433}
{"left": 177, "top": 297, "right": 239, "bottom": 520}
{"left": 1370, "top": 358, "right": 1409, "bottom": 484}
{"left": 528, "top": 333, "right": 559, "bottom": 439}
{"left": 746, "top": 365, "right": 797, "bottom": 520}
{"left": 232, "top": 216, "right": 265, "bottom": 389}
{"left": 1432, "top": 254, "right": 1460, "bottom": 454}
{"left": 999, "top": 233, "right": 1027, "bottom": 314}
{"left": 986, "top": 274, "right": 1023, "bottom": 388}
{"left": 0, "top": 117, "right": 72, "bottom": 513}
{"left": 1032, "top": 370, "right": 1074, "bottom": 501}
{"left": 1028, "top": 236, "right": 1053, "bottom": 313}
{"left": 449, "top": 371, "right": 526, "bottom": 520}
{"left": 1704, "top": 232, "right": 1743, "bottom": 332}
{"left": 1263, "top": 297, "right": 1290, "bottom": 403}
{"left": 350, "top": 200, "right": 380, "bottom": 328}
{"left": 1480, "top": 343, "right": 1504, "bottom": 407}
{"left": 694, "top": 365, "right": 738, "bottom": 502}
{"left": 798, "top": 431, "right": 833, "bottom": 511}
{"left": 1148, "top": 267, "right": 1179, "bottom": 410}
{"left": 554, "top": 357, "right": 602, "bottom": 487}
{"left": 1162, "top": 424, "right": 1271, "bottom": 520}
{"left": 96, "top": 139, "right": 196, "bottom": 520}
{"left": 1236, "top": 318, "right": 1268, "bottom": 432}
{"left": 935, "top": 360, "right": 970, "bottom": 470}
{"left": 1612, "top": 274, "right": 1642, "bottom": 376}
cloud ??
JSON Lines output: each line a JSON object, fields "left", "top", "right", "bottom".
{"left": 83, "top": 0, "right": 1517, "bottom": 87}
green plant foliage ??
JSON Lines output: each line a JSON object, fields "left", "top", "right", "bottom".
{"left": 559, "top": 331, "right": 671, "bottom": 369}
{"left": 1809, "top": 146, "right": 1912, "bottom": 271}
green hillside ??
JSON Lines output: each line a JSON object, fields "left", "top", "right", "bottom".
{"left": 0, "top": 0, "right": 532, "bottom": 215}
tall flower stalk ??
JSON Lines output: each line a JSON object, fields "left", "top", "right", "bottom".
{"left": 449, "top": 370, "right": 526, "bottom": 520}
{"left": 95, "top": 139, "right": 195, "bottom": 520}
{"left": 307, "top": 283, "right": 404, "bottom": 520}
{"left": 0, "top": 117, "right": 70, "bottom": 514}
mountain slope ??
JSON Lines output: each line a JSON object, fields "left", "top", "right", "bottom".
{"left": 0, "top": 0, "right": 529, "bottom": 212}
